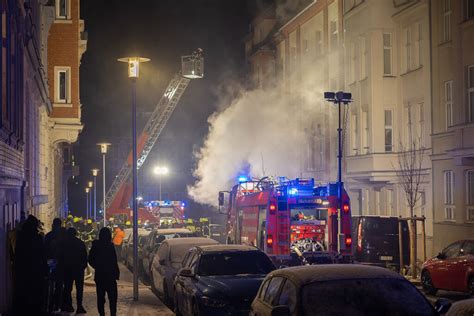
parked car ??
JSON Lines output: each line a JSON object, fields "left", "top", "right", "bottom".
{"left": 421, "top": 239, "right": 474, "bottom": 296}
{"left": 142, "top": 228, "right": 195, "bottom": 280}
{"left": 174, "top": 245, "right": 276, "bottom": 316}
{"left": 121, "top": 227, "right": 150, "bottom": 262}
{"left": 151, "top": 237, "right": 218, "bottom": 306}
{"left": 250, "top": 264, "right": 435, "bottom": 316}
{"left": 351, "top": 215, "right": 410, "bottom": 270}
{"left": 124, "top": 229, "right": 151, "bottom": 269}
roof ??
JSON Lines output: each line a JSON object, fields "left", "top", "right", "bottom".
{"left": 163, "top": 237, "right": 218, "bottom": 247}
{"left": 155, "top": 228, "right": 192, "bottom": 234}
{"left": 124, "top": 228, "right": 151, "bottom": 240}
{"left": 268, "top": 264, "right": 404, "bottom": 286}
{"left": 197, "top": 244, "right": 259, "bottom": 253}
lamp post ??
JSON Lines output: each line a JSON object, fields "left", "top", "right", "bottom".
{"left": 91, "top": 169, "right": 100, "bottom": 221}
{"left": 97, "top": 143, "right": 111, "bottom": 227}
{"left": 88, "top": 181, "right": 93, "bottom": 220}
{"left": 118, "top": 55, "right": 150, "bottom": 301}
{"left": 153, "top": 166, "right": 169, "bottom": 201}
{"left": 324, "top": 91, "right": 352, "bottom": 253}
{"left": 85, "top": 187, "right": 90, "bottom": 220}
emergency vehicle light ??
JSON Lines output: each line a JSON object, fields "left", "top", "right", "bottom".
{"left": 269, "top": 204, "right": 277, "bottom": 214}
{"left": 288, "top": 188, "right": 298, "bottom": 196}
{"left": 267, "top": 235, "right": 273, "bottom": 247}
{"left": 345, "top": 236, "right": 352, "bottom": 248}
{"left": 343, "top": 204, "right": 350, "bottom": 212}
{"left": 238, "top": 175, "right": 248, "bottom": 183}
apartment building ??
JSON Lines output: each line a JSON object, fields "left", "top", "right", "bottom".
{"left": 431, "top": 0, "right": 474, "bottom": 252}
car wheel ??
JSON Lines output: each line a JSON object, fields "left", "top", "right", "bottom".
{"left": 421, "top": 270, "right": 438, "bottom": 295}
{"left": 469, "top": 276, "right": 474, "bottom": 297}
{"left": 192, "top": 299, "right": 200, "bottom": 316}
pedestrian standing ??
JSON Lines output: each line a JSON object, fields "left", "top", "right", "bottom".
{"left": 13, "top": 215, "right": 47, "bottom": 315}
{"left": 112, "top": 225, "right": 125, "bottom": 259}
{"left": 59, "top": 227, "right": 88, "bottom": 313}
{"left": 44, "top": 218, "right": 66, "bottom": 312}
{"left": 89, "top": 228, "right": 120, "bottom": 316}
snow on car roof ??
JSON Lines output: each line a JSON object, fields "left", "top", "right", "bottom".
{"left": 197, "top": 244, "right": 259, "bottom": 253}
{"left": 155, "top": 228, "right": 192, "bottom": 234}
{"left": 165, "top": 237, "right": 219, "bottom": 263}
{"left": 270, "top": 264, "right": 404, "bottom": 285}
{"left": 124, "top": 228, "right": 150, "bottom": 239}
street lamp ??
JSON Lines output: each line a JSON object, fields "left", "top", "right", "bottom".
{"left": 88, "top": 181, "right": 93, "bottom": 220}
{"left": 118, "top": 55, "right": 150, "bottom": 301}
{"left": 97, "top": 142, "right": 111, "bottom": 227}
{"left": 153, "top": 166, "right": 169, "bottom": 201}
{"left": 324, "top": 91, "right": 352, "bottom": 253}
{"left": 91, "top": 169, "right": 100, "bottom": 222}
{"left": 85, "top": 187, "right": 90, "bottom": 220}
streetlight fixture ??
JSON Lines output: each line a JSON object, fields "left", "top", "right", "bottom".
{"left": 324, "top": 91, "right": 352, "bottom": 253}
{"left": 97, "top": 142, "right": 111, "bottom": 227}
{"left": 153, "top": 166, "right": 169, "bottom": 201}
{"left": 118, "top": 55, "right": 150, "bottom": 301}
{"left": 91, "top": 169, "right": 100, "bottom": 221}
{"left": 88, "top": 181, "right": 94, "bottom": 220}
{"left": 85, "top": 187, "right": 90, "bottom": 220}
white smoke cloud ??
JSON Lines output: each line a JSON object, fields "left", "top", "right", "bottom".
{"left": 188, "top": 69, "right": 331, "bottom": 206}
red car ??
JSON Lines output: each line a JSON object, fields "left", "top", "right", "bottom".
{"left": 421, "top": 239, "right": 474, "bottom": 296}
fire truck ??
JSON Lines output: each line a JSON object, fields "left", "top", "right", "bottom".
{"left": 219, "top": 177, "right": 352, "bottom": 264}
{"left": 143, "top": 200, "right": 186, "bottom": 226}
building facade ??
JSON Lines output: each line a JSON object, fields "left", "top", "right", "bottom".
{"left": 431, "top": 0, "right": 474, "bottom": 252}
{"left": 0, "top": 0, "right": 86, "bottom": 312}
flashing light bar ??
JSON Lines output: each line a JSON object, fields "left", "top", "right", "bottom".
{"left": 238, "top": 175, "right": 248, "bottom": 183}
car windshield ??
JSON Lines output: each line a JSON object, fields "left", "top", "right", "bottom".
{"left": 198, "top": 251, "right": 274, "bottom": 276}
{"left": 302, "top": 278, "right": 434, "bottom": 316}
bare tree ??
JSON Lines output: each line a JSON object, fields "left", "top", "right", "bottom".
{"left": 393, "top": 107, "right": 426, "bottom": 278}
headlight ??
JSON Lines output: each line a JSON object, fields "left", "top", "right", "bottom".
{"left": 200, "top": 296, "right": 227, "bottom": 308}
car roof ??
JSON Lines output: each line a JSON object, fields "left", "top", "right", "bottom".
{"left": 154, "top": 228, "right": 192, "bottom": 234}
{"left": 197, "top": 244, "right": 259, "bottom": 253}
{"left": 267, "top": 264, "right": 405, "bottom": 286}
{"left": 163, "top": 237, "right": 218, "bottom": 247}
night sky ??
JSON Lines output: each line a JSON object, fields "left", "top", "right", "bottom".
{"left": 69, "top": 0, "right": 257, "bottom": 218}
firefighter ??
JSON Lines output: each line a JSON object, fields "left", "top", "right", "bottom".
{"left": 112, "top": 226, "right": 125, "bottom": 259}
{"left": 83, "top": 219, "right": 95, "bottom": 249}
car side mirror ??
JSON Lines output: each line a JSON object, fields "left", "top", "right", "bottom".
{"left": 179, "top": 268, "right": 195, "bottom": 278}
{"left": 271, "top": 305, "right": 290, "bottom": 316}
{"left": 434, "top": 298, "right": 452, "bottom": 314}
{"left": 158, "top": 259, "right": 166, "bottom": 265}
{"left": 436, "top": 252, "right": 446, "bottom": 260}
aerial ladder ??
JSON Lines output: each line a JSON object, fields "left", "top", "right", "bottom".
{"left": 104, "top": 50, "right": 204, "bottom": 219}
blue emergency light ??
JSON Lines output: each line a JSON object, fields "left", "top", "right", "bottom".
{"left": 238, "top": 175, "right": 248, "bottom": 183}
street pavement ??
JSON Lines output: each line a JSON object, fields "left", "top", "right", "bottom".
{"left": 407, "top": 278, "right": 470, "bottom": 305}
{"left": 58, "top": 263, "right": 173, "bottom": 316}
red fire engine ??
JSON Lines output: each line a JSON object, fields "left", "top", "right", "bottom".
{"left": 219, "top": 177, "right": 352, "bottom": 264}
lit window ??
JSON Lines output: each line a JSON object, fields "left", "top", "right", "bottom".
{"left": 468, "top": 65, "right": 474, "bottom": 122}
{"left": 443, "top": 0, "right": 451, "bottom": 42}
{"left": 445, "top": 80, "right": 453, "bottom": 128}
{"left": 384, "top": 110, "right": 393, "bottom": 152}
{"left": 383, "top": 33, "right": 392, "bottom": 76}
{"left": 55, "top": 67, "right": 71, "bottom": 103}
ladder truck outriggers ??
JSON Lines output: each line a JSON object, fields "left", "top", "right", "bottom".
{"left": 219, "top": 177, "right": 352, "bottom": 266}
{"left": 104, "top": 50, "right": 204, "bottom": 223}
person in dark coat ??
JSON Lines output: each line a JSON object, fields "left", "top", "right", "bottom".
{"left": 13, "top": 215, "right": 47, "bottom": 315}
{"left": 59, "top": 227, "right": 88, "bottom": 313}
{"left": 88, "top": 227, "right": 120, "bottom": 316}
{"left": 44, "top": 217, "right": 66, "bottom": 311}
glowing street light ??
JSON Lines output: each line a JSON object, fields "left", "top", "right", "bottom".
{"left": 118, "top": 55, "right": 150, "bottom": 301}
{"left": 85, "top": 187, "right": 90, "bottom": 220}
{"left": 91, "top": 169, "right": 100, "bottom": 221}
{"left": 97, "top": 142, "right": 111, "bottom": 227}
{"left": 154, "top": 166, "right": 169, "bottom": 201}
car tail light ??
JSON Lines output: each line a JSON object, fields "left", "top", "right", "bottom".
{"left": 343, "top": 204, "right": 350, "bottom": 213}
{"left": 267, "top": 235, "right": 273, "bottom": 247}
{"left": 345, "top": 235, "right": 352, "bottom": 248}
{"left": 269, "top": 204, "right": 276, "bottom": 214}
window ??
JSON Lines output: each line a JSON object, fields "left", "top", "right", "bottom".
{"left": 362, "top": 110, "right": 369, "bottom": 153}
{"left": 443, "top": 0, "right": 452, "bottom": 41}
{"left": 330, "top": 20, "right": 338, "bottom": 52}
{"left": 415, "top": 23, "right": 423, "bottom": 67}
{"left": 468, "top": 65, "right": 474, "bottom": 122}
{"left": 466, "top": 170, "right": 474, "bottom": 205}
{"left": 445, "top": 81, "right": 453, "bottom": 128}
{"left": 464, "top": 0, "right": 474, "bottom": 20}
{"left": 315, "top": 30, "right": 323, "bottom": 57}
{"left": 259, "top": 279, "right": 271, "bottom": 299}
{"left": 360, "top": 37, "right": 366, "bottom": 79}
{"left": 351, "top": 113, "right": 358, "bottom": 155}
{"left": 463, "top": 241, "right": 474, "bottom": 254}
{"left": 384, "top": 110, "right": 393, "bottom": 152}
{"left": 278, "top": 280, "right": 297, "bottom": 314}
{"left": 263, "top": 277, "right": 284, "bottom": 305}
{"left": 56, "top": 0, "right": 70, "bottom": 19}
{"left": 404, "top": 28, "right": 411, "bottom": 72}
{"left": 444, "top": 170, "right": 454, "bottom": 220}
{"left": 55, "top": 67, "right": 71, "bottom": 103}
{"left": 383, "top": 33, "right": 392, "bottom": 76}
{"left": 443, "top": 242, "right": 461, "bottom": 258}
